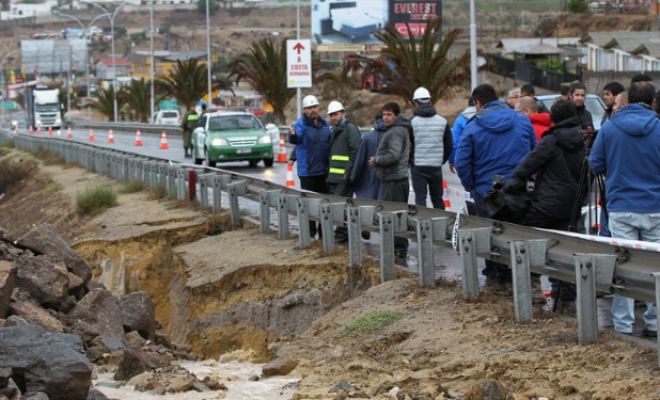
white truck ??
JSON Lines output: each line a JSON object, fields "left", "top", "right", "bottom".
{"left": 27, "top": 87, "right": 62, "bottom": 130}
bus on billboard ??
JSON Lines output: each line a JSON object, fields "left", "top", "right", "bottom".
{"left": 312, "top": 0, "right": 441, "bottom": 51}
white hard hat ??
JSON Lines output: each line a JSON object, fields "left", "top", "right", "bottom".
{"left": 327, "top": 100, "right": 344, "bottom": 114}
{"left": 413, "top": 87, "right": 431, "bottom": 101}
{"left": 302, "top": 95, "right": 320, "bottom": 108}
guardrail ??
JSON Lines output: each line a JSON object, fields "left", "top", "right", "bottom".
{"left": 3, "top": 130, "right": 660, "bottom": 365}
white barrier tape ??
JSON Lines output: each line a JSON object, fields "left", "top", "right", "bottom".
{"left": 541, "top": 228, "right": 660, "bottom": 253}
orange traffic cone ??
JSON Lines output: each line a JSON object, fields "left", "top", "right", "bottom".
{"left": 285, "top": 164, "right": 295, "bottom": 187}
{"left": 66, "top": 127, "right": 73, "bottom": 138}
{"left": 48, "top": 127, "right": 53, "bottom": 136}
{"left": 29, "top": 125, "right": 33, "bottom": 135}
{"left": 442, "top": 180, "right": 451, "bottom": 210}
{"left": 88, "top": 129, "right": 95, "bottom": 142}
{"left": 276, "top": 133, "right": 287, "bottom": 163}
{"left": 134, "top": 130, "right": 143, "bottom": 146}
{"left": 37, "top": 127, "right": 42, "bottom": 136}
{"left": 159, "top": 131, "right": 169, "bottom": 150}
{"left": 108, "top": 129, "right": 115, "bottom": 143}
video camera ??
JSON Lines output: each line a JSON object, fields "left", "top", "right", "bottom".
{"left": 482, "top": 175, "right": 530, "bottom": 224}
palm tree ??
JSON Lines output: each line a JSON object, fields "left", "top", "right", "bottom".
{"left": 228, "top": 38, "right": 295, "bottom": 125}
{"left": 342, "top": 19, "right": 470, "bottom": 107}
{"left": 117, "top": 78, "right": 161, "bottom": 123}
{"left": 158, "top": 59, "right": 210, "bottom": 110}
{"left": 89, "top": 86, "right": 117, "bottom": 122}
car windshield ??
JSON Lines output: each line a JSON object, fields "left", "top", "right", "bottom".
{"left": 161, "top": 111, "right": 178, "bottom": 118}
{"left": 208, "top": 115, "right": 261, "bottom": 130}
{"left": 36, "top": 104, "right": 59, "bottom": 112}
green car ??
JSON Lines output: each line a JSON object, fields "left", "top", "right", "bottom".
{"left": 192, "top": 111, "right": 274, "bottom": 168}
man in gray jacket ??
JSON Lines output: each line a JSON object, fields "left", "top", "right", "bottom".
{"left": 369, "top": 101, "right": 411, "bottom": 259}
{"left": 409, "top": 87, "right": 452, "bottom": 209}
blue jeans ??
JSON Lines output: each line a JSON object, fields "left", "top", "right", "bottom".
{"left": 473, "top": 192, "right": 511, "bottom": 281}
{"left": 609, "top": 211, "right": 660, "bottom": 333}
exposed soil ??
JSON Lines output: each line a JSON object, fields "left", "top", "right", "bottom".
{"left": 1, "top": 145, "right": 660, "bottom": 399}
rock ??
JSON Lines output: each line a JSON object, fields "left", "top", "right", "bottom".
{"left": 70, "top": 320, "right": 100, "bottom": 346}
{"left": 262, "top": 357, "right": 298, "bottom": 377}
{"left": 101, "top": 337, "right": 125, "bottom": 353}
{"left": 86, "top": 389, "right": 110, "bottom": 400}
{"left": 192, "top": 382, "right": 210, "bottom": 392}
{"left": 0, "top": 387, "right": 16, "bottom": 400}
{"left": 14, "top": 256, "right": 69, "bottom": 309}
{"left": 148, "top": 386, "right": 167, "bottom": 396}
{"left": 23, "top": 392, "right": 49, "bottom": 400}
{"left": 168, "top": 377, "right": 194, "bottom": 393}
{"left": 126, "top": 372, "right": 154, "bottom": 388}
{"left": 465, "top": 379, "right": 509, "bottom": 400}
{"left": 0, "top": 262, "right": 16, "bottom": 319}
{"left": 0, "top": 324, "right": 93, "bottom": 400}
{"left": 67, "top": 273, "right": 85, "bottom": 293}
{"left": 4, "top": 316, "right": 28, "bottom": 327}
{"left": 154, "top": 331, "right": 171, "bottom": 348}
{"left": 0, "top": 369, "right": 10, "bottom": 390}
{"left": 113, "top": 348, "right": 164, "bottom": 381}
{"left": 114, "top": 292, "right": 156, "bottom": 340}
{"left": 16, "top": 224, "right": 92, "bottom": 283}
{"left": 68, "top": 289, "right": 124, "bottom": 338}
{"left": 9, "top": 301, "right": 64, "bottom": 333}
{"left": 123, "top": 331, "right": 143, "bottom": 348}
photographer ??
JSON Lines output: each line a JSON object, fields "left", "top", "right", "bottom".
{"left": 505, "top": 100, "right": 585, "bottom": 308}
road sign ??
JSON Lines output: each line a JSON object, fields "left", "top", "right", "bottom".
{"left": 1, "top": 101, "right": 16, "bottom": 110}
{"left": 159, "top": 100, "right": 177, "bottom": 110}
{"left": 287, "top": 39, "right": 312, "bottom": 89}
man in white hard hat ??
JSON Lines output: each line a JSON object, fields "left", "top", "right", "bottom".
{"left": 289, "top": 94, "right": 332, "bottom": 239}
{"left": 326, "top": 100, "right": 362, "bottom": 243}
{"left": 409, "top": 87, "right": 452, "bottom": 209}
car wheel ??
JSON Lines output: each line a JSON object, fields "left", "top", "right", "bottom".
{"left": 248, "top": 160, "right": 259, "bottom": 167}
{"left": 263, "top": 157, "right": 274, "bottom": 168}
{"left": 204, "top": 147, "right": 217, "bottom": 168}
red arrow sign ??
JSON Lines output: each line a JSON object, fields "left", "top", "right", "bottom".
{"left": 293, "top": 42, "right": 305, "bottom": 54}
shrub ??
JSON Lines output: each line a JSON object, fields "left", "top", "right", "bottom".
{"left": 338, "top": 310, "right": 405, "bottom": 337}
{"left": 0, "top": 158, "right": 37, "bottom": 193}
{"left": 75, "top": 186, "right": 118, "bottom": 216}
{"left": 120, "top": 180, "right": 145, "bottom": 194}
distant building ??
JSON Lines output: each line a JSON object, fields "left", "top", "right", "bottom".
{"left": 1, "top": 0, "right": 57, "bottom": 20}
{"left": 128, "top": 49, "right": 217, "bottom": 80}
{"left": 95, "top": 56, "right": 131, "bottom": 80}
{"left": 581, "top": 31, "right": 660, "bottom": 72}
{"left": 21, "top": 39, "right": 88, "bottom": 75}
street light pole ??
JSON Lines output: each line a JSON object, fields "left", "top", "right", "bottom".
{"left": 296, "top": 0, "right": 301, "bottom": 119}
{"left": 149, "top": 0, "right": 155, "bottom": 120}
{"left": 1, "top": 51, "right": 18, "bottom": 127}
{"left": 469, "top": 0, "right": 478, "bottom": 91}
{"left": 205, "top": 0, "right": 212, "bottom": 107}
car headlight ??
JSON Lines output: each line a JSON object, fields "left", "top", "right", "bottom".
{"left": 55, "top": 118, "right": 61, "bottom": 124}
{"left": 257, "top": 135, "right": 271, "bottom": 144}
{"left": 211, "top": 138, "right": 228, "bottom": 146}
{"left": 36, "top": 119, "right": 42, "bottom": 125}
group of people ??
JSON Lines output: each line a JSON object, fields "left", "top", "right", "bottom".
{"left": 289, "top": 89, "right": 452, "bottom": 258}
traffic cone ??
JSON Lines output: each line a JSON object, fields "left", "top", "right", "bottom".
{"left": 37, "top": 127, "right": 41, "bottom": 136}
{"left": 29, "top": 125, "right": 33, "bottom": 135}
{"left": 88, "top": 129, "right": 95, "bottom": 142}
{"left": 14, "top": 125, "right": 18, "bottom": 135}
{"left": 285, "top": 164, "right": 295, "bottom": 187}
{"left": 159, "top": 131, "right": 169, "bottom": 150}
{"left": 48, "top": 127, "right": 53, "bottom": 136}
{"left": 134, "top": 130, "right": 143, "bottom": 146}
{"left": 276, "top": 133, "right": 287, "bottom": 163}
{"left": 442, "top": 180, "right": 451, "bottom": 210}
{"left": 66, "top": 127, "right": 73, "bottom": 138}
{"left": 108, "top": 129, "right": 115, "bottom": 143}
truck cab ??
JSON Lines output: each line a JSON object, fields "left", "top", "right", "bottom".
{"left": 28, "top": 87, "right": 63, "bottom": 130}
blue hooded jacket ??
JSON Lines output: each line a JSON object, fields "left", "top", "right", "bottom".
{"left": 589, "top": 104, "right": 660, "bottom": 213}
{"left": 455, "top": 101, "right": 536, "bottom": 195}
{"left": 289, "top": 114, "right": 332, "bottom": 177}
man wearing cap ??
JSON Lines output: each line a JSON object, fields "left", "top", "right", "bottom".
{"left": 289, "top": 95, "right": 332, "bottom": 238}
{"left": 409, "top": 87, "right": 452, "bottom": 209}
{"left": 326, "top": 100, "right": 362, "bottom": 242}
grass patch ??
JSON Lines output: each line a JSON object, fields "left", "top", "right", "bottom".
{"left": 75, "top": 186, "right": 118, "bottom": 217}
{"left": 0, "top": 141, "right": 15, "bottom": 149}
{"left": 44, "top": 181, "right": 62, "bottom": 195}
{"left": 120, "top": 180, "right": 145, "bottom": 194}
{"left": 0, "top": 149, "right": 10, "bottom": 157}
{"left": 338, "top": 310, "right": 405, "bottom": 338}
{"left": 34, "top": 149, "right": 65, "bottom": 166}
{"left": 148, "top": 184, "right": 167, "bottom": 200}
{"left": 63, "top": 162, "right": 80, "bottom": 169}
{"left": 0, "top": 158, "right": 37, "bottom": 193}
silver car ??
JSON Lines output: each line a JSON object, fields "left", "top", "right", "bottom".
{"left": 537, "top": 94, "right": 607, "bottom": 130}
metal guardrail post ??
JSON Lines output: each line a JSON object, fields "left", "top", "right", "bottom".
{"left": 653, "top": 272, "right": 660, "bottom": 367}
{"left": 510, "top": 240, "right": 533, "bottom": 321}
{"left": 575, "top": 254, "right": 598, "bottom": 344}
{"left": 176, "top": 167, "right": 186, "bottom": 201}
{"left": 277, "top": 192, "right": 290, "bottom": 240}
{"left": 198, "top": 174, "right": 215, "bottom": 210}
{"left": 158, "top": 164, "right": 167, "bottom": 189}
{"left": 260, "top": 191, "right": 277, "bottom": 234}
{"left": 320, "top": 203, "right": 334, "bottom": 254}
{"left": 459, "top": 227, "right": 491, "bottom": 299}
{"left": 167, "top": 165, "right": 177, "bottom": 196}
{"left": 211, "top": 175, "right": 223, "bottom": 214}
{"left": 379, "top": 212, "right": 395, "bottom": 282}
{"left": 417, "top": 218, "right": 435, "bottom": 287}
{"left": 297, "top": 197, "right": 313, "bottom": 248}
{"left": 348, "top": 206, "right": 362, "bottom": 267}
{"left": 227, "top": 180, "right": 247, "bottom": 227}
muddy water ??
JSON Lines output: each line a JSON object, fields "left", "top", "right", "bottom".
{"left": 94, "top": 361, "right": 298, "bottom": 400}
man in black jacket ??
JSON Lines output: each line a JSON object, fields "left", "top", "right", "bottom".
{"left": 569, "top": 82, "right": 593, "bottom": 130}
{"left": 601, "top": 81, "right": 625, "bottom": 126}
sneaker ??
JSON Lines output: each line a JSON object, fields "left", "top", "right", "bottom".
{"left": 642, "top": 328, "right": 658, "bottom": 338}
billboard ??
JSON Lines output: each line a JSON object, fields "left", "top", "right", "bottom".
{"left": 312, "top": 0, "right": 441, "bottom": 51}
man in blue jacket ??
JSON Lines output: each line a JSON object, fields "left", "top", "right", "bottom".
{"left": 589, "top": 82, "right": 659, "bottom": 338}
{"left": 289, "top": 95, "right": 332, "bottom": 239}
{"left": 455, "top": 84, "right": 536, "bottom": 286}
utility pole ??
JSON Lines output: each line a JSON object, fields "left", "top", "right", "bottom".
{"left": 296, "top": 0, "right": 301, "bottom": 119}
{"left": 469, "top": 0, "right": 478, "bottom": 91}
{"left": 205, "top": 0, "right": 212, "bottom": 107}
{"left": 150, "top": 0, "right": 155, "bottom": 121}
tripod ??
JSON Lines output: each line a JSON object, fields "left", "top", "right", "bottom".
{"left": 551, "top": 130, "right": 606, "bottom": 312}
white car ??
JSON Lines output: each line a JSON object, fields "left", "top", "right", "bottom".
{"left": 152, "top": 110, "right": 180, "bottom": 126}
